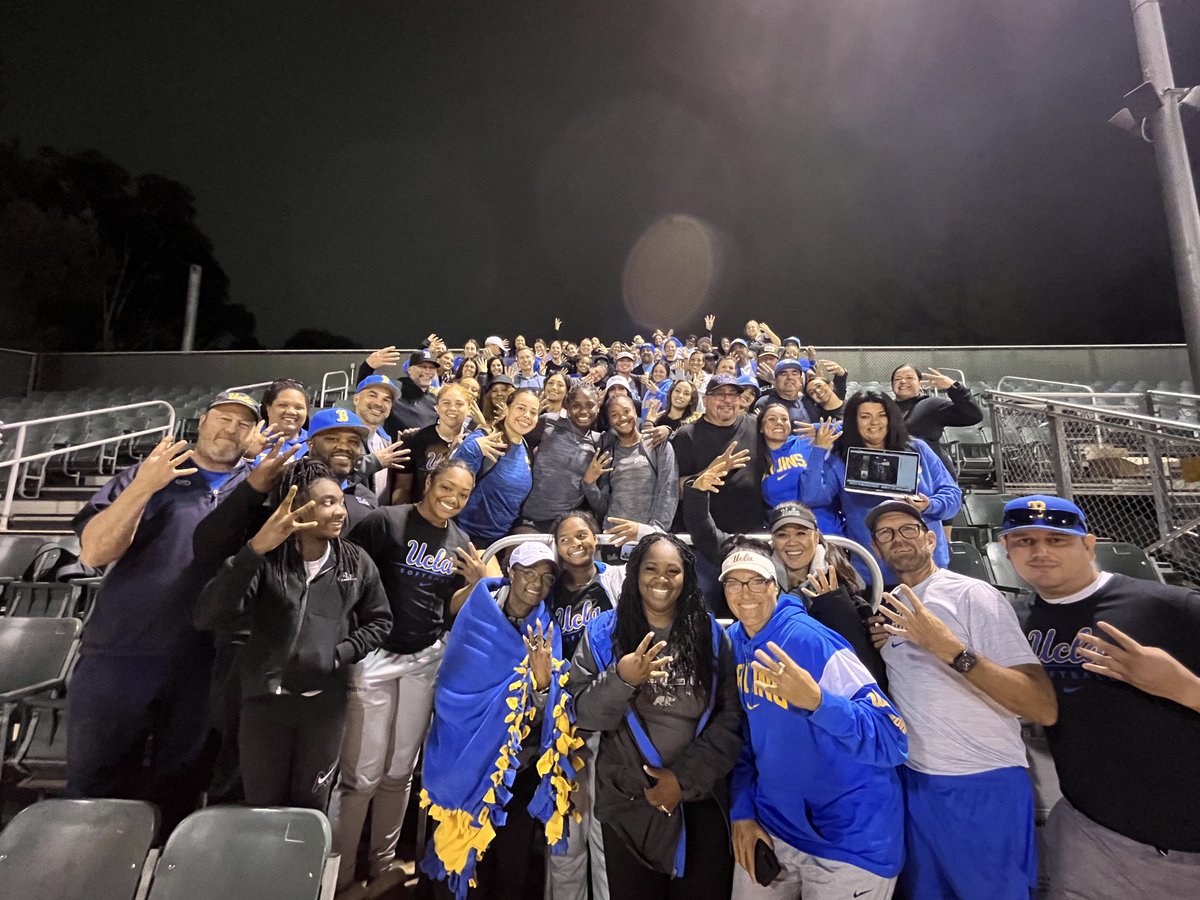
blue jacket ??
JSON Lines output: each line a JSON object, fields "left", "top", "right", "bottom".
{"left": 812, "top": 438, "right": 961, "bottom": 584}
{"left": 762, "top": 437, "right": 843, "bottom": 535}
{"left": 451, "top": 429, "right": 533, "bottom": 543}
{"left": 729, "top": 594, "right": 908, "bottom": 878}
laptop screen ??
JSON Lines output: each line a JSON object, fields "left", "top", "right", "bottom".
{"left": 844, "top": 447, "right": 920, "bottom": 496}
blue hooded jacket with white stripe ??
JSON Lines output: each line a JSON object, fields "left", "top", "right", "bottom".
{"left": 728, "top": 593, "right": 908, "bottom": 878}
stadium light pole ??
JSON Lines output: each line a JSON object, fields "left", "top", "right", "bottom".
{"left": 1126, "top": 0, "right": 1200, "bottom": 390}
{"left": 181, "top": 264, "right": 202, "bottom": 352}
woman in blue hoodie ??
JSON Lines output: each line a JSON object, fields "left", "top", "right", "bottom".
{"left": 722, "top": 542, "right": 908, "bottom": 899}
{"left": 811, "top": 391, "right": 961, "bottom": 586}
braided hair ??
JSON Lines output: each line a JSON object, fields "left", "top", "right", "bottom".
{"left": 272, "top": 458, "right": 359, "bottom": 585}
{"left": 613, "top": 533, "right": 713, "bottom": 703}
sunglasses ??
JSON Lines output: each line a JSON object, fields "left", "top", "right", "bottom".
{"left": 1000, "top": 508, "right": 1084, "bottom": 531}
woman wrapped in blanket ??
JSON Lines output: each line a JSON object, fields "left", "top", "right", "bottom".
{"left": 568, "top": 533, "right": 744, "bottom": 900}
{"left": 420, "top": 542, "right": 583, "bottom": 900}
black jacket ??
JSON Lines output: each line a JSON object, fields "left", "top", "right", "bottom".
{"left": 569, "top": 626, "right": 743, "bottom": 875}
{"left": 194, "top": 542, "right": 392, "bottom": 698}
{"left": 682, "top": 484, "right": 886, "bottom": 686}
{"left": 895, "top": 384, "right": 983, "bottom": 472}
{"left": 357, "top": 361, "right": 438, "bottom": 434}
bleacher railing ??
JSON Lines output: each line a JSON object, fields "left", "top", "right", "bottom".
{"left": 0, "top": 401, "right": 176, "bottom": 529}
{"left": 319, "top": 368, "right": 354, "bottom": 406}
{"left": 984, "top": 389, "right": 1200, "bottom": 585}
{"left": 480, "top": 532, "right": 885, "bottom": 610}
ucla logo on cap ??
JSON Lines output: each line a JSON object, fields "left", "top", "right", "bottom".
{"left": 336, "top": 409, "right": 349, "bottom": 423}
{"left": 229, "top": 392, "right": 254, "bottom": 404}
{"left": 1027, "top": 499, "right": 1047, "bottom": 513}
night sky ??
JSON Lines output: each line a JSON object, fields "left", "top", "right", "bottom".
{"left": 3, "top": 0, "right": 1200, "bottom": 348}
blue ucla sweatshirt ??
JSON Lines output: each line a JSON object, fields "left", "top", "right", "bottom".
{"left": 729, "top": 594, "right": 908, "bottom": 878}
{"left": 762, "top": 437, "right": 844, "bottom": 535}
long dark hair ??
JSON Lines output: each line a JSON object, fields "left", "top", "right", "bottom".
{"left": 664, "top": 379, "right": 699, "bottom": 418}
{"left": 836, "top": 390, "right": 911, "bottom": 457}
{"left": 274, "top": 458, "right": 359, "bottom": 584}
{"left": 613, "top": 533, "right": 713, "bottom": 702}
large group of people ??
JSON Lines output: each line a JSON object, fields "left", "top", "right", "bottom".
{"left": 59, "top": 319, "right": 1200, "bottom": 899}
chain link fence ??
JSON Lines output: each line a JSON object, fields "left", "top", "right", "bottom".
{"left": 987, "top": 390, "right": 1200, "bottom": 585}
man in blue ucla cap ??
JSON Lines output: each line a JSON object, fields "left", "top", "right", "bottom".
{"left": 354, "top": 374, "right": 408, "bottom": 502}
{"left": 1003, "top": 494, "right": 1200, "bottom": 898}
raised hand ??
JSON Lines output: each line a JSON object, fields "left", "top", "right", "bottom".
{"left": 467, "top": 400, "right": 487, "bottom": 427}
{"left": 554, "top": 317, "right": 562, "bottom": 331}
{"left": 692, "top": 441, "right": 751, "bottom": 493}
{"left": 812, "top": 418, "right": 840, "bottom": 450}
{"left": 506, "top": 363, "right": 519, "bottom": 378}
{"left": 524, "top": 620, "right": 555, "bottom": 691}
{"left": 617, "top": 632, "right": 672, "bottom": 687}
{"left": 643, "top": 424, "right": 671, "bottom": 449}
{"left": 922, "top": 367, "right": 954, "bottom": 390}
{"left": 373, "top": 439, "right": 410, "bottom": 470}
{"left": 452, "top": 542, "right": 488, "bottom": 584}
{"left": 247, "top": 440, "right": 305, "bottom": 493}
{"left": 801, "top": 565, "right": 839, "bottom": 599}
{"left": 583, "top": 449, "right": 613, "bottom": 485}
{"left": 819, "top": 358, "right": 846, "bottom": 377}
{"left": 242, "top": 422, "right": 281, "bottom": 460}
{"left": 133, "top": 437, "right": 198, "bottom": 494}
{"left": 751, "top": 641, "right": 822, "bottom": 710}
{"left": 704, "top": 314, "right": 715, "bottom": 331}
{"left": 247, "top": 485, "right": 318, "bottom": 555}
{"left": 1076, "top": 621, "right": 1200, "bottom": 711}
{"left": 475, "top": 431, "right": 509, "bottom": 462}
{"left": 878, "top": 584, "right": 964, "bottom": 665}
{"left": 366, "top": 346, "right": 402, "bottom": 369}
{"left": 606, "top": 517, "right": 642, "bottom": 547}
{"left": 642, "top": 396, "right": 663, "bottom": 423}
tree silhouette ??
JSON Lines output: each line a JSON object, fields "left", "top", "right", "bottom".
{"left": 0, "top": 141, "right": 258, "bottom": 351}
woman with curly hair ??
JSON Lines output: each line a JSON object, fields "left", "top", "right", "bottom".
{"left": 569, "top": 533, "right": 743, "bottom": 900}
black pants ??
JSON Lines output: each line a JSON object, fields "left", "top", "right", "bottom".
{"left": 202, "top": 642, "right": 244, "bottom": 805}
{"left": 434, "top": 764, "right": 546, "bottom": 900}
{"left": 602, "top": 799, "right": 733, "bottom": 900}
{"left": 238, "top": 691, "right": 347, "bottom": 811}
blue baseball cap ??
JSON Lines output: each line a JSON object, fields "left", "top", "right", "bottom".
{"left": 774, "top": 359, "right": 805, "bottom": 376}
{"left": 355, "top": 374, "right": 401, "bottom": 400}
{"left": 784, "top": 336, "right": 802, "bottom": 346}
{"left": 639, "top": 343, "right": 655, "bottom": 351}
{"left": 308, "top": 407, "right": 370, "bottom": 442}
{"left": 998, "top": 495, "right": 1088, "bottom": 537}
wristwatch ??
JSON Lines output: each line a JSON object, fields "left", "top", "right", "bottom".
{"left": 950, "top": 648, "right": 979, "bottom": 674}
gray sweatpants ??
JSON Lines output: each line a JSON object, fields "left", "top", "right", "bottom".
{"left": 1042, "top": 798, "right": 1200, "bottom": 899}
{"left": 731, "top": 834, "right": 896, "bottom": 900}
{"left": 545, "top": 733, "right": 608, "bottom": 900}
{"left": 328, "top": 640, "right": 445, "bottom": 890}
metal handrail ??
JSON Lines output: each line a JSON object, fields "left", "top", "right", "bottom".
{"left": 986, "top": 390, "right": 1200, "bottom": 435}
{"left": 0, "top": 401, "right": 175, "bottom": 528}
{"left": 320, "top": 369, "right": 352, "bottom": 406}
{"left": 226, "top": 380, "right": 274, "bottom": 396}
{"left": 480, "top": 532, "right": 885, "bottom": 610}
{"left": 996, "top": 376, "right": 1095, "bottom": 396}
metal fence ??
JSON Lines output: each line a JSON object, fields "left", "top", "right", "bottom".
{"left": 986, "top": 390, "right": 1200, "bottom": 584}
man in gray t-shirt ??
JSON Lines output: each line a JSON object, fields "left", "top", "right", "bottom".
{"left": 865, "top": 500, "right": 1057, "bottom": 900}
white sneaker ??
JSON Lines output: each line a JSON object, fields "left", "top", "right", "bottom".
{"left": 368, "top": 861, "right": 413, "bottom": 897}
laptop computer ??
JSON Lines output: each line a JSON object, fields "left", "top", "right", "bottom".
{"left": 843, "top": 447, "right": 921, "bottom": 498}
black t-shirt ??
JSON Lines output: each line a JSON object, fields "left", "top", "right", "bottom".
{"left": 673, "top": 415, "right": 765, "bottom": 533}
{"left": 1024, "top": 574, "right": 1200, "bottom": 850}
{"left": 550, "top": 579, "right": 613, "bottom": 660}
{"left": 399, "top": 423, "right": 455, "bottom": 502}
{"left": 349, "top": 504, "right": 468, "bottom": 654}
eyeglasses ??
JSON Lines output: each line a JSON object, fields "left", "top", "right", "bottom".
{"left": 872, "top": 523, "right": 926, "bottom": 543}
{"left": 511, "top": 567, "right": 556, "bottom": 588}
{"left": 1000, "top": 509, "right": 1084, "bottom": 532}
{"left": 720, "top": 576, "right": 772, "bottom": 594}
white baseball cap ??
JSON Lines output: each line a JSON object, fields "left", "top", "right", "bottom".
{"left": 485, "top": 336, "right": 506, "bottom": 349}
{"left": 509, "top": 542, "right": 557, "bottom": 570}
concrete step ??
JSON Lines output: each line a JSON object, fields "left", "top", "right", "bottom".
{"left": 7, "top": 498, "right": 86, "bottom": 516}
{"left": 7, "top": 516, "right": 76, "bottom": 532}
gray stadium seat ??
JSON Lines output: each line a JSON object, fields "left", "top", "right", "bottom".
{"left": 146, "top": 807, "right": 332, "bottom": 900}
{"left": 1092, "top": 542, "right": 1164, "bottom": 584}
{"left": 985, "top": 542, "right": 1035, "bottom": 595}
{"left": 962, "top": 492, "right": 1018, "bottom": 539}
{"left": 946, "top": 542, "right": 993, "bottom": 583}
{"left": 0, "top": 799, "right": 158, "bottom": 900}
{"left": 0, "top": 617, "right": 81, "bottom": 703}
{"left": 2, "top": 581, "right": 81, "bottom": 617}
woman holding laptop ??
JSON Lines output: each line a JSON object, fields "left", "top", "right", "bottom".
{"left": 810, "top": 391, "right": 961, "bottom": 586}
